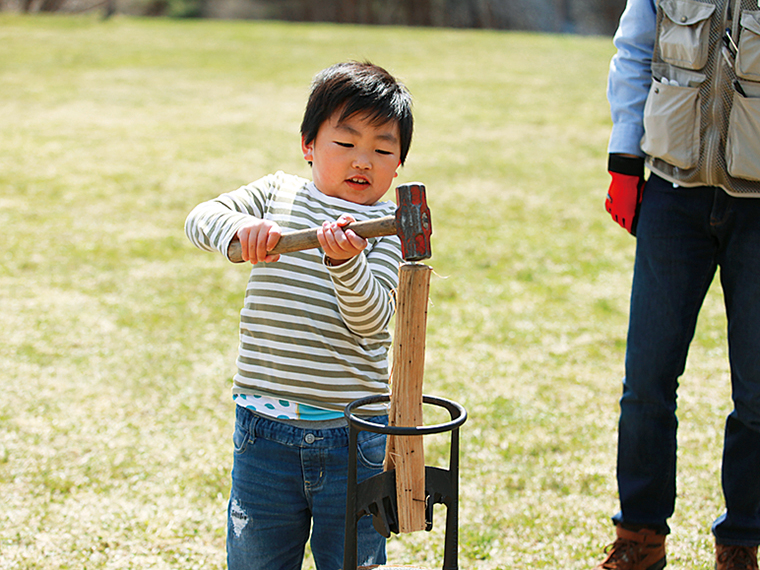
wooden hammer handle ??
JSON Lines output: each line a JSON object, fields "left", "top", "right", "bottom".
{"left": 227, "top": 215, "right": 396, "bottom": 263}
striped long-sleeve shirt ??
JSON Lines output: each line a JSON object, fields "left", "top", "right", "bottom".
{"left": 185, "top": 171, "right": 402, "bottom": 414}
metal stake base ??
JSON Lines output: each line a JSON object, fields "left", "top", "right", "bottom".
{"left": 344, "top": 395, "right": 468, "bottom": 570}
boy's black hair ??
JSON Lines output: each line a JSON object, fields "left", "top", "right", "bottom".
{"left": 300, "top": 61, "right": 414, "bottom": 165}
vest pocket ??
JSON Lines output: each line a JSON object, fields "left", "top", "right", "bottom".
{"left": 727, "top": 11, "right": 760, "bottom": 181}
{"left": 727, "top": 82, "right": 760, "bottom": 181}
{"left": 658, "top": 0, "right": 715, "bottom": 70}
{"left": 641, "top": 65, "right": 704, "bottom": 169}
{"left": 736, "top": 11, "right": 760, "bottom": 82}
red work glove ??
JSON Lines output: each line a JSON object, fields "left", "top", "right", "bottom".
{"left": 605, "top": 154, "right": 645, "bottom": 236}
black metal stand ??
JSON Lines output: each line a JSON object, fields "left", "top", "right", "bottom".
{"left": 343, "top": 394, "right": 467, "bottom": 570}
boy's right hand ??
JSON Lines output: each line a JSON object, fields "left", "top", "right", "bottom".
{"left": 236, "top": 219, "right": 282, "bottom": 264}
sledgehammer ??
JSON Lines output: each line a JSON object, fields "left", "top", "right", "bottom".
{"left": 227, "top": 182, "right": 432, "bottom": 263}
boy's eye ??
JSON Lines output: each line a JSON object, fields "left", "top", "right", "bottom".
{"left": 376, "top": 149, "right": 393, "bottom": 156}
{"left": 335, "top": 141, "right": 353, "bottom": 148}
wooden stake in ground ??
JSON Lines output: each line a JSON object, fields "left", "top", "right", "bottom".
{"left": 385, "top": 262, "right": 432, "bottom": 533}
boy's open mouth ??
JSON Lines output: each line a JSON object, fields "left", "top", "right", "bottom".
{"left": 347, "top": 177, "right": 370, "bottom": 186}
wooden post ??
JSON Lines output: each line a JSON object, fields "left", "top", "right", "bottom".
{"left": 385, "top": 262, "right": 432, "bottom": 533}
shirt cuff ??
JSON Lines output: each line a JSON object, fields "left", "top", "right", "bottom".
{"left": 323, "top": 252, "right": 362, "bottom": 272}
{"left": 608, "top": 122, "right": 646, "bottom": 158}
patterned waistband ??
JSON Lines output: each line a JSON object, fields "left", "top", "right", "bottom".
{"left": 246, "top": 408, "right": 348, "bottom": 430}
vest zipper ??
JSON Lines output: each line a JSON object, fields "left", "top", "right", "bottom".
{"left": 704, "top": 0, "right": 731, "bottom": 187}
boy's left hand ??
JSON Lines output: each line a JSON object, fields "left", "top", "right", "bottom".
{"left": 317, "top": 214, "right": 367, "bottom": 266}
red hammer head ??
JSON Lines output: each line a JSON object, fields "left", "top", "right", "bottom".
{"left": 395, "top": 183, "right": 432, "bottom": 262}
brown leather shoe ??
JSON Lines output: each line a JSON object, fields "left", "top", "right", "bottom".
{"left": 593, "top": 525, "right": 667, "bottom": 570}
{"left": 716, "top": 544, "right": 759, "bottom": 570}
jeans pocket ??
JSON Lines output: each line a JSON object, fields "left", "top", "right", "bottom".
{"left": 357, "top": 432, "right": 386, "bottom": 470}
{"left": 727, "top": 84, "right": 760, "bottom": 181}
{"left": 233, "top": 419, "right": 254, "bottom": 455}
{"left": 658, "top": 0, "right": 715, "bottom": 70}
{"left": 641, "top": 67, "right": 704, "bottom": 169}
{"left": 737, "top": 11, "right": 760, "bottom": 82}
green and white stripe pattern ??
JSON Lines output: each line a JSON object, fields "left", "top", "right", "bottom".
{"left": 185, "top": 172, "right": 402, "bottom": 414}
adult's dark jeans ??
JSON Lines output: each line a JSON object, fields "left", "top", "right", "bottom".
{"left": 611, "top": 173, "right": 760, "bottom": 546}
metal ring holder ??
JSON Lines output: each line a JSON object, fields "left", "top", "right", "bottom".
{"left": 343, "top": 394, "right": 468, "bottom": 570}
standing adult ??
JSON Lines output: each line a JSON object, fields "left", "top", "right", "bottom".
{"left": 597, "top": 0, "right": 760, "bottom": 569}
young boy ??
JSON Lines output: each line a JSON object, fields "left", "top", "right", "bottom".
{"left": 185, "top": 61, "right": 414, "bottom": 570}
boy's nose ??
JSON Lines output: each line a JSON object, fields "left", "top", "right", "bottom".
{"left": 352, "top": 151, "right": 372, "bottom": 170}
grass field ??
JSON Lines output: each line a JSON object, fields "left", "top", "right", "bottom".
{"left": 0, "top": 13, "right": 733, "bottom": 569}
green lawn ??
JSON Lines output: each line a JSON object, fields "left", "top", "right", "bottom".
{"left": 0, "top": 14, "right": 732, "bottom": 569}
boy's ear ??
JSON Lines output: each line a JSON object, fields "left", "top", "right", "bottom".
{"left": 301, "top": 135, "right": 314, "bottom": 162}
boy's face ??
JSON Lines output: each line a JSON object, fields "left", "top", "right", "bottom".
{"left": 302, "top": 110, "right": 401, "bottom": 206}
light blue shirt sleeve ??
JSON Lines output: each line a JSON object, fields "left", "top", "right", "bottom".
{"left": 607, "top": 0, "right": 658, "bottom": 156}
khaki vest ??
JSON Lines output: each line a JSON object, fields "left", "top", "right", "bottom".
{"left": 642, "top": 0, "right": 760, "bottom": 196}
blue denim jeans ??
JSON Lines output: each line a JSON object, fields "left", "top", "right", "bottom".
{"left": 227, "top": 405, "right": 387, "bottom": 570}
{"left": 612, "top": 173, "right": 760, "bottom": 545}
